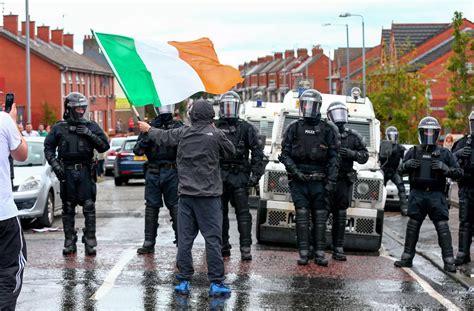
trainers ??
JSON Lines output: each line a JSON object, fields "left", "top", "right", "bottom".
{"left": 209, "top": 282, "right": 231, "bottom": 297}
{"left": 175, "top": 281, "right": 190, "bottom": 295}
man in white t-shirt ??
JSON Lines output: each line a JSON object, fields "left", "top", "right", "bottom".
{"left": 21, "top": 122, "right": 39, "bottom": 137}
{"left": 0, "top": 103, "right": 28, "bottom": 310}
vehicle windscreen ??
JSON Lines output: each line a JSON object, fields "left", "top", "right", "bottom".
{"left": 14, "top": 141, "right": 45, "bottom": 167}
{"left": 111, "top": 138, "right": 126, "bottom": 149}
{"left": 122, "top": 140, "right": 137, "bottom": 151}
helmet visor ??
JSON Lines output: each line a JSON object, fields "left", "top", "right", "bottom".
{"left": 419, "top": 128, "right": 439, "bottom": 145}
{"left": 67, "top": 100, "right": 87, "bottom": 108}
{"left": 300, "top": 99, "right": 321, "bottom": 118}
{"left": 387, "top": 132, "right": 399, "bottom": 143}
{"left": 159, "top": 104, "right": 174, "bottom": 115}
{"left": 220, "top": 99, "right": 239, "bottom": 118}
{"left": 328, "top": 107, "right": 348, "bottom": 124}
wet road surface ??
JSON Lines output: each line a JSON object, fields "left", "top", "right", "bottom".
{"left": 16, "top": 178, "right": 473, "bottom": 310}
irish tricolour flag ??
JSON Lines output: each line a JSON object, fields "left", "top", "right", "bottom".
{"left": 93, "top": 31, "right": 243, "bottom": 107}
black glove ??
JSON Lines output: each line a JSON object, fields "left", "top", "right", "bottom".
{"left": 293, "top": 170, "right": 308, "bottom": 182}
{"left": 52, "top": 162, "right": 65, "bottom": 181}
{"left": 462, "top": 146, "right": 472, "bottom": 158}
{"left": 404, "top": 159, "right": 421, "bottom": 170}
{"left": 76, "top": 125, "right": 93, "bottom": 137}
{"left": 325, "top": 181, "right": 337, "bottom": 194}
{"left": 431, "top": 160, "right": 449, "bottom": 174}
{"left": 340, "top": 148, "right": 357, "bottom": 160}
{"left": 248, "top": 174, "right": 260, "bottom": 187}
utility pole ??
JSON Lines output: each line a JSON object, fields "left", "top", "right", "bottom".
{"left": 25, "top": 0, "right": 31, "bottom": 123}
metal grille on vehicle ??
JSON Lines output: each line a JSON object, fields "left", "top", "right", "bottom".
{"left": 248, "top": 120, "right": 274, "bottom": 139}
{"left": 355, "top": 218, "right": 375, "bottom": 234}
{"left": 264, "top": 170, "right": 290, "bottom": 193}
{"left": 352, "top": 178, "right": 383, "bottom": 201}
{"left": 346, "top": 121, "right": 371, "bottom": 147}
{"left": 281, "top": 116, "right": 300, "bottom": 139}
{"left": 267, "top": 210, "right": 289, "bottom": 226}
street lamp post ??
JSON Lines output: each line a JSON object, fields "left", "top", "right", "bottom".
{"left": 25, "top": 0, "right": 31, "bottom": 123}
{"left": 322, "top": 23, "right": 350, "bottom": 90}
{"left": 339, "top": 13, "right": 365, "bottom": 97}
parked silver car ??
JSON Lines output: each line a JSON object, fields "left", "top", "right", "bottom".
{"left": 13, "top": 137, "right": 61, "bottom": 227}
{"left": 105, "top": 137, "right": 127, "bottom": 175}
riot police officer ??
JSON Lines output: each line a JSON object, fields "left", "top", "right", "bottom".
{"left": 379, "top": 126, "right": 408, "bottom": 215}
{"left": 279, "top": 89, "right": 340, "bottom": 266}
{"left": 44, "top": 92, "right": 109, "bottom": 256}
{"left": 134, "top": 105, "right": 183, "bottom": 254}
{"left": 452, "top": 111, "right": 474, "bottom": 265}
{"left": 215, "top": 91, "right": 264, "bottom": 261}
{"left": 326, "top": 101, "right": 368, "bottom": 261}
{"left": 394, "top": 117, "right": 462, "bottom": 272}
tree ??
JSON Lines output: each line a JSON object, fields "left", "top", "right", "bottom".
{"left": 368, "top": 63, "right": 430, "bottom": 144}
{"left": 444, "top": 11, "right": 474, "bottom": 133}
{"left": 41, "top": 101, "right": 57, "bottom": 126}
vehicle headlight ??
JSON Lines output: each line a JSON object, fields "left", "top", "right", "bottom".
{"left": 18, "top": 175, "right": 42, "bottom": 192}
{"left": 356, "top": 182, "right": 370, "bottom": 195}
{"left": 278, "top": 176, "right": 289, "bottom": 188}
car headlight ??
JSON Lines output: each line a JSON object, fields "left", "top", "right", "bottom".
{"left": 356, "top": 182, "right": 370, "bottom": 195}
{"left": 18, "top": 175, "right": 42, "bottom": 192}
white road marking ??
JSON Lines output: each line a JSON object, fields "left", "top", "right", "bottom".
{"left": 90, "top": 247, "right": 137, "bottom": 301}
{"left": 381, "top": 254, "right": 460, "bottom": 311}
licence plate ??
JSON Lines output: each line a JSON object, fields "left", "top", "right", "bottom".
{"left": 134, "top": 155, "right": 147, "bottom": 161}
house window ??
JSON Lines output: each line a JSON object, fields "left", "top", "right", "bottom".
{"left": 98, "top": 111, "right": 104, "bottom": 129}
{"left": 108, "top": 109, "right": 113, "bottom": 132}
{"left": 68, "top": 73, "right": 73, "bottom": 92}
{"left": 61, "top": 73, "right": 67, "bottom": 95}
{"left": 81, "top": 75, "right": 85, "bottom": 94}
{"left": 87, "top": 75, "right": 91, "bottom": 97}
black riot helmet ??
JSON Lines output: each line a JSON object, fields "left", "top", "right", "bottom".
{"left": 418, "top": 116, "right": 441, "bottom": 145}
{"left": 469, "top": 111, "right": 474, "bottom": 135}
{"left": 299, "top": 89, "right": 322, "bottom": 119}
{"left": 64, "top": 92, "right": 88, "bottom": 122}
{"left": 326, "top": 101, "right": 348, "bottom": 127}
{"left": 385, "top": 126, "right": 399, "bottom": 143}
{"left": 219, "top": 91, "right": 241, "bottom": 119}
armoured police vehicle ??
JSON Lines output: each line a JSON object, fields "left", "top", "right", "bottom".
{"left": 256, "top": 88, "right": 386, "bottom": 252}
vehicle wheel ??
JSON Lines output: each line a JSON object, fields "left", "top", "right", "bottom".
{"left": 38, "top": 191, "right": 55, "bottom": 227}
{"left": 105, "top": 168, "right": 112, "bottom": 176}
{"left": 256, "top": 201, "right": 266, "bottom": 243}
{"left": 114, "top": 177, "right": 123, "bottom": 186}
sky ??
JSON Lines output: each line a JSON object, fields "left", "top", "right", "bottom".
{"left": 3, "top": 0, "right": 474, "bottom": 67}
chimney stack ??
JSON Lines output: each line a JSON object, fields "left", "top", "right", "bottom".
{"left": 257, "top": 57, "right": 265, "bottom": 64}
{"left": 265, "top": 55, "right": 273, "bottom": 62}
{"left": 284, "top": 49, "right": 294, "bottom": 59}
{"left": 274, "top": 52, "right": 283, "bottom": 60}
{"left": 249, "top": 60, "right": 257, "bottom": 67}
{"left": 21, "top": 21, "right": 36, "bottom": 39}
{"left": 37, "top": 25, "right": 50, "bottom": 42}
{"left": 83, "top": 35, "right": 100, "bottom": 54}
{"left": 3, "top": 14, "right": 18, "bottom": 35}
{"left": 51, "top": 28, "right": 64, "bottom": 46}
{"left": 297, "top": 48, "right": 308, "bottom": 58}
{"left": 63, "top": 33, "right": 74, "bottom": 49}
{"left": 312, "top": 46, "right": 323, "bottom": 57}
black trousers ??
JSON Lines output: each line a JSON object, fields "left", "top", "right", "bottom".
{"left": 0, "top": 217, "right": 27, "bottom": 311}
{"left": 176, "top": 196, "right": 224, "bottom": 283}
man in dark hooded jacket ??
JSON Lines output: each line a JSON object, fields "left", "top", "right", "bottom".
{"left": 138, "top": 100, "right": 235, "bottom": 297}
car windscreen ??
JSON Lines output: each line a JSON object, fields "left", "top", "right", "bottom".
{"left": 14, "top": 141, "right": 45, "bottom": 167}
{"left": 122, "top": 140, "right": 137, "bottom": 151}
{"left": 111, "top": 138, "right": 126, "bottom": 148}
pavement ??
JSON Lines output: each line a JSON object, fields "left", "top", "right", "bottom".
{"left": 384, "top": 206, "right": 474, "bottom": 289}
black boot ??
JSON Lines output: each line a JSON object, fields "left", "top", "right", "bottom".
{"left": 234, "top": 189, "right": 253, "bottom": 261}
{"left": 332, "top": 210, "right": 347, "bottom": 261}
{"left": 399, "top": 191, "right": 408, "bottom": 217}
{"left": 83, "top": 200, "right": 97, "bottom": 256}
{"left": 295, "top": 208, "right": 310, "bottom": 265}
{"left": 313, "top": 210, "right": 328, "bottom": 267}
{"left": 394, "top": 218, "right": 422, "bottom": 268}
{"left": 138, "top": 205, "right": 159, "bottom": 254}
{"left": 455, "top": 221, "right": 472, "bottom": 265}
{"left": 169, "top": 204, "right": 179, "bottom": 246}
{"left": 62, "top": 201, "right": 77, "bottom": 256}
{"left": 434, "top": 221, "right": 456, "bottom": 272}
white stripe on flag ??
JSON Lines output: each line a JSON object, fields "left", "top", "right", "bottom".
{"left": 134, "top": 40, "right": 205, "bottom": 106}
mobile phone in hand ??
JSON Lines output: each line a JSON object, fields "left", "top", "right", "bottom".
{"left": 5, "top": 93, "right": 14, "bottom": 113}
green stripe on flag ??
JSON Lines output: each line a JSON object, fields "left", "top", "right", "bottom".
{"left": 94, "top": 32, "right": 161, "bottom": 107}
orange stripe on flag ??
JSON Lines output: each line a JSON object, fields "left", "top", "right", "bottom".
{"left": 168, "top": 38, "right": 243, "bottom": 94}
